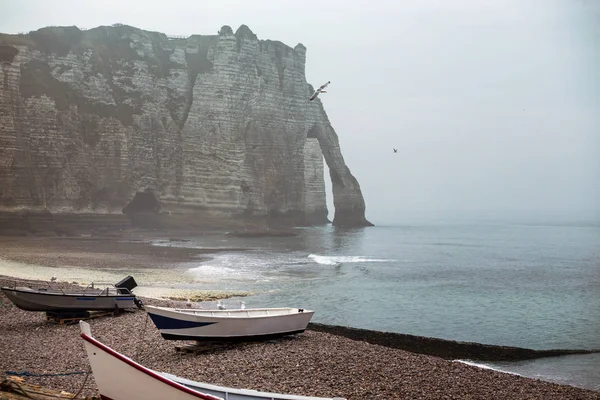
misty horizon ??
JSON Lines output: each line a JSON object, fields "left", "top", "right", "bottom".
{"left": 2, "top": 0, "right": 598, "bottom": 226}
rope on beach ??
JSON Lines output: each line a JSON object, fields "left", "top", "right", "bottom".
{"left": 72, "top": 365, "right": 92, "bottom": 399}
{"left": 5, "top": 370, "right": 87, "bottom": 377}
{"left": 134, "top": 312, "right": 150, "bottom": 361}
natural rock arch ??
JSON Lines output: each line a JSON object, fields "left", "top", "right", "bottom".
{"left": 308, "top": 122, "right": 373, "bottom": 227}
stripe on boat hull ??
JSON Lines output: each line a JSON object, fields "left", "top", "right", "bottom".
{"left": 147, "top": 313, "right": 216, "bottom": 330}
{"left": 160, "top": 329, "right": 307, "bottom": 342}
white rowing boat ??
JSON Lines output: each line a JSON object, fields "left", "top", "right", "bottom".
{"left": 145, "top": 305, "right": 314, "bottom": 342}
{"left": 79, "top": 321, "right": 345, "bottom": 400}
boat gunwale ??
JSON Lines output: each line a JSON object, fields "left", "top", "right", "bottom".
{"left": 80, "top": 322, "right": 344, "bottom": 400}
{"left": 145, "top": 305, "right": 314, "bottom": 320}
{"left": 80, "top": 330, "right": 221, "bottom": 400}
{"left": 1, "top": 286, "right": 135, "bottom": 299}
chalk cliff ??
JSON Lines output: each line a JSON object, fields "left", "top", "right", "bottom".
{"left": 0, "top": 24, "right": 372, "bottom": 229}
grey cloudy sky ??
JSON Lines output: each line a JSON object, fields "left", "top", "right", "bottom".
{"left": 2, "top": 0, "right": 599, "bottom": 225}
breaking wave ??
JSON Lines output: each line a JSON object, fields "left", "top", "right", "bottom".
{"left": 307, "top": 254, "right": 391, "bottom": 266}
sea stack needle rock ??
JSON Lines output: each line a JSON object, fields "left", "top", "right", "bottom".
{"left": 0, "top": 24, "right": 372, "bottom": 232}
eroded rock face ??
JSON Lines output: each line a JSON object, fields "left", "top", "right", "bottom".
{"left": 0, "top": 24, "right": 372, "bottom": 228}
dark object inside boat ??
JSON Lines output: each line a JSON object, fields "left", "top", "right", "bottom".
{"left": 115, "top": 276, "right": 137, "bottom": 294}
{"left": 115, "top": 276, "right": 144, "bottom": 309}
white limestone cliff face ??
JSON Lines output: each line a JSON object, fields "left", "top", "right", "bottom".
{"left": 0, "top": 24, "right": 372, "bottom": 228}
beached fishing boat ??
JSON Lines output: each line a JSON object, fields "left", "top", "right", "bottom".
{"left": 0, "top": 276, "right": 142, "bottom": 312}
{"left": 79, "top": 321, "right": 345, "bottom": 400}
{"left": 145, "top": 305, "right": 314, "bottom": 342}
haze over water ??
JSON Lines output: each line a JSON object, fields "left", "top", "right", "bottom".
{"left": 147, "top": 222, "right": 600, "bottom": 391}
{"left": 1, "top": 0, "right": 599, "bottom": 393}
{"left": 1, "top": 221, "right": 598, "bottom": 390}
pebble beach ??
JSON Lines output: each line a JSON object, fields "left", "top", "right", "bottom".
{"left": 0, "top": 236, "right": 599, "bottom": 399}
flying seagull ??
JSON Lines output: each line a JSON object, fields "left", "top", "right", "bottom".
{"left": 393, "top": 148, "right": 398, "bottom": 153}
{"left": 310, "top": 81, "right": 330, "bottom": 101}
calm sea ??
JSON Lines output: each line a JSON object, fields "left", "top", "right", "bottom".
{"left": 2, "top": 222, "right": 597, "bottom": 391}
{"left": 148, "top": 222, "right": 600, "bottom": 392}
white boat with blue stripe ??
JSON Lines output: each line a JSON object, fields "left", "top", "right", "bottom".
{"left": 145, "top": 305, "right": 314, "bottom": 342}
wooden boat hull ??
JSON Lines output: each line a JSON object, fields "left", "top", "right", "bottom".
{"left": 1, "top": 287, "right": 137, "bottom": 312}
{"left": 145, "top": 306, "right": 314, "bottom": 342}
{"left": 79, "top": 321, "right": 345, "bottom": 400}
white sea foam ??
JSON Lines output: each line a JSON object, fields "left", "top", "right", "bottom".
{"left": 453, "top": 360, "right": 522, "bottom": 376}
{"left": 307, "top": 254, "right": 391, "bottom": 265}
{"left": 186, "top": 264, "right": 246, "bottom": 281}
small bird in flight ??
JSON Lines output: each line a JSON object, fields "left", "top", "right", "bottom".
{"left": 393, "top": 148, "right": 398, "bottom": 153}
{"left": 310, "top": 81, "right": 330, "bottom": 101}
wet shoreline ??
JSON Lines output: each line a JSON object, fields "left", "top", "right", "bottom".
{"left": 1, "top": 235, "right": 599, "bottom": 364}
{"left": 1, "top": 235, "right": 599, "bottom": 397}
{"left": 1, "top": 284, "right": 599, "bottom": 399}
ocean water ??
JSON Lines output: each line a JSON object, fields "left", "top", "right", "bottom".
{"left": 149, "top": 222, "right": 600, "bottom": 391}
{"left": 1, "top": 222, "right": 598, "bottom": 391}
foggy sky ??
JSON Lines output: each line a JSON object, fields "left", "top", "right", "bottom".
{"left": 1, "top": 0, "right": 599, "bottom": 225}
